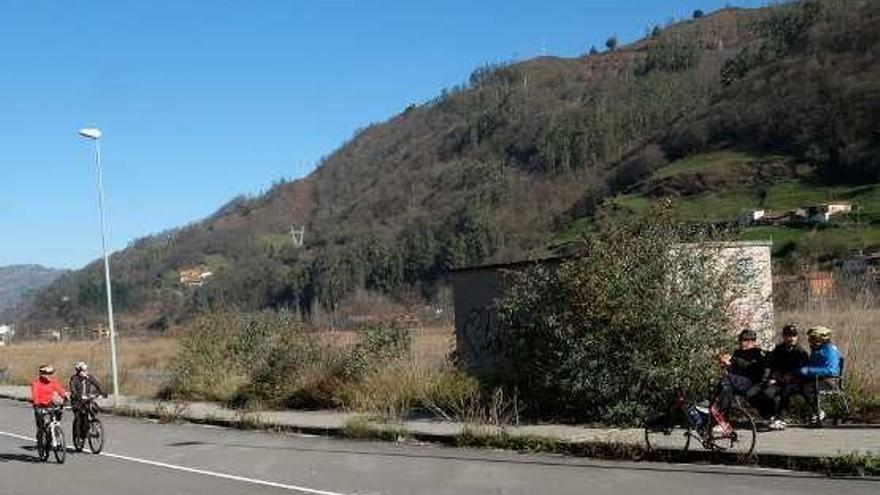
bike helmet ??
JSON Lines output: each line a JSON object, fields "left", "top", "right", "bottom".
{"left": 738, "top": 329, "right": 757, "bottom": 342}
{"left": 807, "top": 325, "right": 832, "bottom": 344}
{"left": 782, "top": 324, "right": 798, "bottom": 337}
{"left": 38, "top": 365, "right": 54, "bottom": 375}
{"left": 75, "top": 361, "right": 88, "bottom": 373}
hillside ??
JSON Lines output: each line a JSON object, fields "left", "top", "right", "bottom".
{"left": 0, "top": 265, "right": 65, "bottom": 318}
{"left": 14, "top": 0, "right": 880, "bottom": 335}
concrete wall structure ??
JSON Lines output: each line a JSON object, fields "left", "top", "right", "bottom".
{"left": 452, "top": 241, "right": 774, "bottom": 372}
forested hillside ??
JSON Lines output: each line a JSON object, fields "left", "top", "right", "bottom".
{"left": 16, "top": 0, "right": 880, "bottom": 334}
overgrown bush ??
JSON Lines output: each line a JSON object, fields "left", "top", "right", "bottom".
{"left": 240, "top": 327, "right": 328, "bottom": 409}
{"left": 163, "top": 312, "right": 430, "bottom": 412}
{"left": 160, "top": 311, "right": 291, "bottom": 402}
{"left": 336, "top": 321, "right": 413, "bottom": 380}
{"left": 494, "top": 206, "right": 733, "bottom": 424}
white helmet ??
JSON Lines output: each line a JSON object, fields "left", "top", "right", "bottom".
{"left": 75, "top": 361, "right": 88, "bottom": 373}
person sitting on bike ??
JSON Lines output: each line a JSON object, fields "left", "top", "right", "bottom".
{"left": 714, "top": 329, "right": 768, "bottom": 414}
{"left": 69, "top": 361, "right": 106, "bottom": 414}
{"left": 762, "top": 323, "right": 809, "bottom": 430}
{"left": 30, "top": 365, "right": 67, "bottom": 437}
{"left": 796, "top": 325, "right": 841, "bottom": 425}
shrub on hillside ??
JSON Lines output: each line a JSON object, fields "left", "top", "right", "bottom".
{"left": 494, "top": 206, "right": 733, "bottom": 424}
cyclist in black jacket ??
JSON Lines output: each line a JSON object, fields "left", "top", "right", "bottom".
{"left": 69, "top": 362, "right": 106, "bottom": 415}
{"left": 762, "top": 324, "right": 809, "bottom": 430}
{"left": 715, "top": 329, "right": 768, "bottom": 413}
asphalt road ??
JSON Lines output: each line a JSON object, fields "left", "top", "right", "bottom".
{"left": 0, "top": 399, "right": 875, "bottom": 495}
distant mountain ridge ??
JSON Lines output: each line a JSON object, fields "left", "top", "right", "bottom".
{"left": 0, "top": 265, "right": 65, "bottom": 318}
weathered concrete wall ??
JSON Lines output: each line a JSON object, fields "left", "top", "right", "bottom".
{"left": 711, "top": 242, "right": 775, "bottom": 345}
{"left": 452, "top": 241, "right": 774, "bottom": 372}
{"left": 452, "top": 268, "right": 505, "bottom": 374}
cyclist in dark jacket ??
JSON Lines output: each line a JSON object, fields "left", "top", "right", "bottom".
{"left": 69, "top": 362, "right": 106, "bottom": 414}
{"left": 715, "top": 329, "right": 768, "bottom": 413}
{"left": 762, "top": 324, "right": 809, "bottom": 430}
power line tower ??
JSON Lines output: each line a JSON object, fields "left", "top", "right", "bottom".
{"left": 291, "top": 225, "right": 305, "bottom": 247}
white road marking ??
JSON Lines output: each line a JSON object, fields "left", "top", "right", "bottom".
{"left": 0, "top": 430, "right": 364, "bottom": 495}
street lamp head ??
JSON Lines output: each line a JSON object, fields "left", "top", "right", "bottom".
{"left": 78, "top": 128, "right": 102, "bottom": 140}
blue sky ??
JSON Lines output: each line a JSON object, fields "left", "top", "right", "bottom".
{"left": 0, "top": 0, "right": 765, "bottom": 269}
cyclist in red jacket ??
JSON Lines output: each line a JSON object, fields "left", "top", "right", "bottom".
{"left": 30, "top": 365, "right": 67, "bottom": 437}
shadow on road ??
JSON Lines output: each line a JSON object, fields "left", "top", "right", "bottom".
{"left": 0, "top": 445, "right": 41, "bottom": 463}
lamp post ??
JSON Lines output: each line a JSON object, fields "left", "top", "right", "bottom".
{"left": 78, "top": 127, "right": 120, "bottom": 402}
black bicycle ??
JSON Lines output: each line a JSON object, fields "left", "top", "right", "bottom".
{"left": 644, "top": 387, "right": 757, "bottom": 462}
{"left": 35, "top": 404, "right": 66, "bottom": 464}
{"left": 72, "top": 395, "right": 104, "bottom": 454}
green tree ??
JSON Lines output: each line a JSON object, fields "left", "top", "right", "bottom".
{"left": 605, "top": 36, "right": 619, "bottom": 52}
{"left": 494, "top": 206, "right": 732, "bottom": 423}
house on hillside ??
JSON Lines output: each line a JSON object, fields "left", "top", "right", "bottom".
{"left": 740, "top": 209, "right": 800, "bottom": 226}
{"left": 178, "top": 267, "right": 214, "bottom": 287}
{"left": 807, "top": 202, "right": 853, "bottom": 223}
{"left": 764, "top": 210, "right": 795, "bottom": 224}
{"left": 739, "top": 209, "right": 765, "bottom": 226}
{"left": 774, "top": 270, "right": 838, "bottom": 302}
{"left": 836, "top": 252, "right": 880, "bottom": 283}
{"left": 451, "top": 241, "right": 774, "bottom": 373}
{"left": 806, "top": 271, "right": 835, "bottom": 298}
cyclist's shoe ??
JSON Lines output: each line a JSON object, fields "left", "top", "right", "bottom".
{"left": 768, "top": 418, "right": 786, "bottom": 431}
{"left": 809, "top": 409, "right": 827, "bottom": 426}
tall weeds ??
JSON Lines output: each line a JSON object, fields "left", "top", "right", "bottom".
{"left": 777, "top": 297, "right": 879, "bottom": 400}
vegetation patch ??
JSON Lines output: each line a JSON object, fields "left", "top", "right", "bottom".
{"left": 495, "top": 206, "right": 733, "bottom": 424}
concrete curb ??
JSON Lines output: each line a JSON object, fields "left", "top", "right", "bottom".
{"left": 1, "top": 390, "right": 876, "bottom": 477}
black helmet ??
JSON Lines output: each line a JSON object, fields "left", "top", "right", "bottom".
{"left": 782, "top": 324, "right": 798, "bottom": 337}
{"left": 738, "top": 329, "right": 757, "bottom": 342}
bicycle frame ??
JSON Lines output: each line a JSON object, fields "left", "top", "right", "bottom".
{"left": 645, "top": 386, "right": 756, "bottom": 459}
{"left": 38, "top": 407, "right": 63, "bottom": 445}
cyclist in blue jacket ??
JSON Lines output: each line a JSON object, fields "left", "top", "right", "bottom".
{"left": 796, "top": 326, "right": 841, "bottom": 424}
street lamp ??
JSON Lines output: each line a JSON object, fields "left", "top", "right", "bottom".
{"left": 78, "top": 127, "right": 120, "bottom": 402}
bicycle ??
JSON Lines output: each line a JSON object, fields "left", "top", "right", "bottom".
{"left": 644, "top": 387, "right": 757, "bottom": 462}
{"left": 72, "top": 395, "right": 105, "bottom": 454}
{"left": 35, "top": 404, "right": 66, "bottom": 464}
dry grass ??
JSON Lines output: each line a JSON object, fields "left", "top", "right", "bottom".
{"left": 777, "top": 300, "right": 880, "bottom": 398}
{"left": 0, "top": 337, "right": 178, "bottom": 397}
{"left": 290, "top": 326, "right": 461, "bottom": 417}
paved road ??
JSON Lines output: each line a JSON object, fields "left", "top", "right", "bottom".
{"left": 0, "top": 399, "right": 875, "bottom": 495}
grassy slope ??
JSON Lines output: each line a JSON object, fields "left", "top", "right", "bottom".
{"left": 570, "top": 151, "right": 880, "bottom": 261}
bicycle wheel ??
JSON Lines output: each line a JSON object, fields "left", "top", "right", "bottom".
{"left": 707, "top": 403, "right": 756, "bottom": 461}
{"left": 36, "top": 428, "right": 49, "bottom": 462}
{"left": 52, "top": 424, "right": 66, "bottom": 464}
{"left": 88, "top": 418, "right": 104, "bottom": 454}
{"left": 72, "top": 416, "right": 85, "bottom": 452}
{"left": 644, "top": 413, "right": 691, "bottom": 452}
